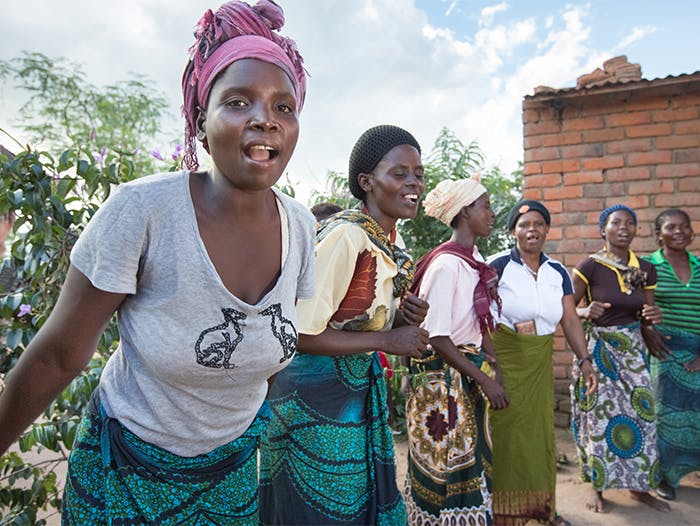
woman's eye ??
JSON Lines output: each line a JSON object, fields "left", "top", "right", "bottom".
{"left": 277, "top": 103, "right": 294, "bottom": 113}
{"left": 227, "top": 99, "right": 247, "bottom": 108}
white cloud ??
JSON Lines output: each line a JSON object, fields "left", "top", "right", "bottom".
{"left": 0, "top": 0, "right": 671, "bottom": 204}
{"left": 615, "top": 25, "right": 658, "bottom": 50}
{"left": 479, "top": 2, "right": 509, "bottom": 26}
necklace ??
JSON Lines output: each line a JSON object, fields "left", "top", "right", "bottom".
{"left": 523, "top": 262, "right": 538, "bottom": 278}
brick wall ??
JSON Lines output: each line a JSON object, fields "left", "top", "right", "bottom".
{"left": 521, "top": 72, "right": 700, "bottom": 427}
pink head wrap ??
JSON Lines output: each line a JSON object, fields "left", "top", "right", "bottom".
{"left": 181, "top": 0, "right": 307, "bottom": 169}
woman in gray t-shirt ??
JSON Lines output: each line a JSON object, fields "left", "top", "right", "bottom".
{"left": 0, "top": 2, "right": 315, "bottom": 524}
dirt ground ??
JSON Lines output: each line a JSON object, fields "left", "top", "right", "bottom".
{"left": 395, "top": 427, "right": 700, "bottom": 526}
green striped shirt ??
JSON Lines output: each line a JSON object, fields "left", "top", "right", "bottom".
{"left": 642, "top": 249, "right": 700, "bottom": 334}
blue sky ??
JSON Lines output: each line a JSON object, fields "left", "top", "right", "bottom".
{"left": 1, "top": 1, "right": 698, "bottom": 203}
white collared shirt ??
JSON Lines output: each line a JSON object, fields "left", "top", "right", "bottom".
{"left": 487, "top": 247, "right": 573, "bottom": 336}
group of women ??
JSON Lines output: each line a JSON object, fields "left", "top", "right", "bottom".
{"left": 0, "top": 1, "right": 697, "bottom": 525}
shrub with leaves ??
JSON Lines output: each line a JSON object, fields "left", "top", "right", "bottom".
{"left": 0, "top": 52, "right": 179, "bottom": 524}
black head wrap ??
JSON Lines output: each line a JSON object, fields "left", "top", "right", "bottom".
{"left": 507, "top": 199, "right": 551, "bottom": 231}
{"left": 348, "top": 125, "right": 421, "bottom": 201}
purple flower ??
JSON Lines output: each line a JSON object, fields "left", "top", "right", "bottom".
{"left": 95, "top": 147, "right": 107, "bottom": 164}
{"left": 171, "top": 143, "right": 184, "bottom": 160}
{"left": 17, "top": 304, "right": 32, "bottom": 317}
{"left": 89, "top": 128, "right": 95, "bottom": 141}
{"left": 132, "top": 147, "right": 141, "bottom": 155}
{"left": 151, "top": 150, "right": 164, "bottom": 161}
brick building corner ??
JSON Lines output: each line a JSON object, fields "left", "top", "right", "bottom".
{"left": 521, "top": 56, "right": 700, "bottom": 427}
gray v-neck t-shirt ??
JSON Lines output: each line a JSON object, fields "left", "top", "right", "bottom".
{"left": 70, "top": 170, "right": 316, "bottom": 456}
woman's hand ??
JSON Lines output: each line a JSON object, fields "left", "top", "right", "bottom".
{"left": 580, "top": 301, "right": 611, "bottom": 320}
{"left": 485, "top": 356, "right": 504, "bottom": 387}
{"left": 683, "top": 356, "right": 700, "bottom": 373}
{"left": 480, "top": 377, "right": 509, "bottom": 410}
{"left": 641, "top": 325, "right": 670, "bottom": 360}
{"left": 580, "top": 360, "right": 598, "bottom": 395}
{"left": 382, "top": 325, "right": 429, "bottom": 359}
{"left": 399, "top": 293, "right": 429, "bottom": 326}
{"left": 641, "top": 303, "right": 663, "bottom": 325}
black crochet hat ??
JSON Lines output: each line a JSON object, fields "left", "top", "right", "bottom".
{"left": 506, "top": 200, "right": 551, "bottom": 231}
{"left": 348, "top": 125, "right": 421, "bottom": 201}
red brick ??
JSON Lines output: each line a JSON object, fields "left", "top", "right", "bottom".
{"left": 652, "top": 106, "right": 698, "bottom": 122}
{"left": 581, "top": 156, "right": 624, "bottom": 170}
{"left": 674, "top": 149, "right": 700, "bottom": 163}
{"left": 626, "top": 123, "right": 673, "bottom": 138}
{"left": 526, "top": 173, "right": 562, "bottom": 187}
{"left": 523, "top": 109, "right": 540, "bottom": 124}
{"left": 564, "top": 224, "right": 600, "bottom": 239}
{"left": 606, "top": 112, "right": 651, "bottom": 127}
{"left": 558, "top": 239, "right": 586, "bottom": 253}
{"left": 625, "top": 180, "right": 675, "bottom": 195}
{"left": 541, "top": 160, "right": 580, "bottom": 174}
{"left": 656, "top": 135, "right": 700, "bottom": 149}
{"left": 679, "top": 177, "right": 700, "bottom": 192}
{"left": 656, "top": 163, "right": 700, "bottom": 178}
{"left": 524, "top": 120, "right": 562, "bottom": 136}
{"left": 606, "top": 138, "right": 654, "bottom": 154}
{"left": 547, "top": 226, "right": 563, "bottom": 240}
{"left": 675, "top": 121, "right": 700, "bottom": 135}
{"left": 523, "top": 136, "right": 541, "bottom": 149}
{"left": 564, "top": 171, "right": 604, "bottom": 185}
{"left": 627, "top": 151, "right": 673, "bottom": 166}
{"left": 545, "top": 200, "right": 563, "bottom": 214}
{"left": 563, "top": 198, "right": 604, "bottom": 213}
{"left": 581, "top": 128, "right": 625, "bottom": 143}
{"left": 560, "top": 143, "right": 605, "bottom": 158}
{"left": 523, "top": 162, "right": 542, "bottom": 175}
{"left": 605, "top": 194, "right": 649, "bottom": 209}
{"left": 553, "top": 351, "right": 573, "bottom": 365}
{"left": 606, "top": 167, "right": 651, "bottom": 182}
{"left": 655, "top": 193, "right": 700, "bottom": 207}
{"left": 562, "top": 253, "right": 585, "bottom": 267}
{"left": 544, "top": 185, "right": 583, "bottom": 200}
{"left": 624, "top": 97, "right": 671, "bottom": 112}
{"left": 522, "top": 188, "right": 542, "bottom": 200}
{"left": 525, "top": 147, "right": 560, "bottom": 162}
{"left": 584, "top": 183, "right": 625, "bottom": 198}
{"left": 542, "top": 132, "right": 581, "bottom": 147}
{"left": 562, "top": 116, "right": 605, "bottom": 132}
{"left": 554, "top": 365, "right": 568, "bottom": 379}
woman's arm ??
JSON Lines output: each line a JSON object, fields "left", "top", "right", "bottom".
{"left": 640, "top": 288, "right": 670, "bottom": 359}
{"left": 298, "top": 324, "right": 428, "bottom": 359}
{"left": 560, "top": 295, "right": 598, "bottom": 395}
{"left": 0, "top": 265, "right": 126, "bottom": 455}
{"left": 572, "top": 272, "right": 610, "bottom": 320}
{"left": 430, "top": 335, "right": 509, "bottom": 409}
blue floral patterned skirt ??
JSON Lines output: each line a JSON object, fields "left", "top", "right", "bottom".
{"left": 260, "top": 352, "right": 405, "bottom": 525}
{"left": 570, "top": 322, "right": 660, "bottom": 492}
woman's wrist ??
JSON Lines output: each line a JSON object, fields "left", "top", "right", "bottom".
{"left": 576, "top": 355, "right": 593, "bottom": 368}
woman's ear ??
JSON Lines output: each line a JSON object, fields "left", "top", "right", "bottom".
{"left": 196, "top": 113, "right": 207, "bottom": 141}
{"left": 358, "top": 172, "right": 372, "bottom": 194}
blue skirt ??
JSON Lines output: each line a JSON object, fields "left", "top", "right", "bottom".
{"left": 260, "top": 352, "right": 405, "bottom": 525}
{"left": 650, "top": 325, "right": 700, "bottom": 487}
{"left": 62, "top": 390, "right": 270, "bottom": 525}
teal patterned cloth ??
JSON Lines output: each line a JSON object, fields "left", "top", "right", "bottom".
{"left": 570, "top": 322, "right": 661, "bottom": 491}
{"left": 260, "top": 352, "right": 405, "bottom": 525}
{"left": 62, "top": 391, "right": 270, "bottom": 525}
{"left": 650, "top": 325, "right": 700, "bottom": 487}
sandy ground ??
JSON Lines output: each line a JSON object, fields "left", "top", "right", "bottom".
{"left": 395, "top": 427, "right": 700, "bottom": 526}
{"left": 26, "top": 426, "right": 699, "bottom": 525}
